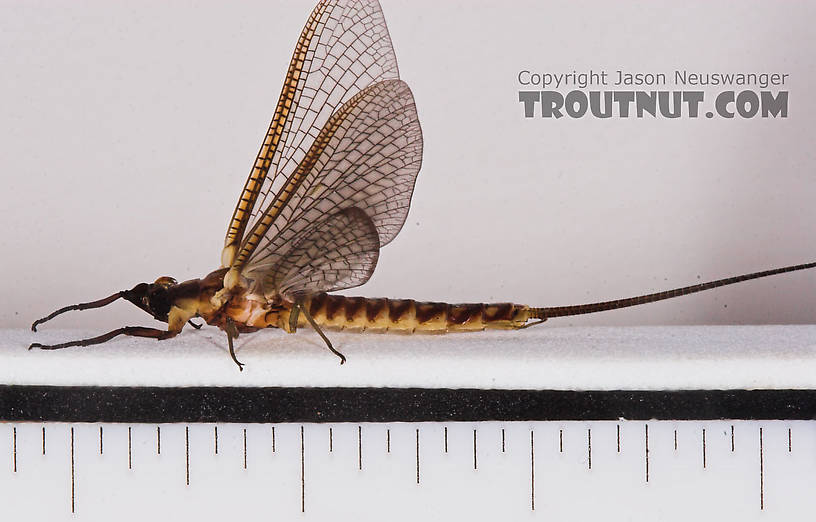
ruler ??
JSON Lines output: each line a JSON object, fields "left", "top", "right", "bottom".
{"left": 1, "top": 420, "right": 814, "bottom": 520}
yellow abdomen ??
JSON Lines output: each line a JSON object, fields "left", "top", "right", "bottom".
{"left": 281, "top": 294, "right": 533, "bottom": 333}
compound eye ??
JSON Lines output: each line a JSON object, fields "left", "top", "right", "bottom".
{"left": 146, "top": 284, "right": 172, "bottom": 320}
{"left": 153, "top": 276, "right": 178, "bottom": 287}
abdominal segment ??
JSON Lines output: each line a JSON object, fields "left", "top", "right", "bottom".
{"left": 293, "top": 293, "right": 533, "bottom": 333}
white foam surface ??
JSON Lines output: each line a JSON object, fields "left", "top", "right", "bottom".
{"left": 3, "top": 326, "right": 815, "bottom": 389}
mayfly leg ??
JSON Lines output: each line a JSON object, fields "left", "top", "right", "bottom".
{"left": 296, "top": 303, "right": 346, "bottom": 365}
{"left": 224, "top": 317, "right": 245, "bottom": 372}
{"left": 31, "top": 291, "right": 126, "bottom": 332}
{"left": 29, "top": 326, "right": 174, "bottom": 350}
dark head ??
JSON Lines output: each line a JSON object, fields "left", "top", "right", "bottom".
{"left": 123, "top": 276, "right": 178, "bottom": 322}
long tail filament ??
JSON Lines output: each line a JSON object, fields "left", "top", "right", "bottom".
{"left": 530, "top": 261, "right": 816, "bottom": 320}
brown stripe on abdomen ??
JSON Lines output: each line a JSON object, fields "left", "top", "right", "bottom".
{"left": 447, "top": 303, "right": 484, "bottom": 328}
{"left": 308, "top": 293, "right": 328, "bottom": 318}
{"left": 484, "top": 303, "right": 515, "bottom": 322}
{"left": 300, "top": 295, "right": 533, "bottom": 333}
{"left": 343, "top": 297, "right": 366, "bottom": 322}
{"left": 365, "top": 298, "right": 388, "bottom": 323}
{"left": 324, "top": 294, "right": 345, "bottom": 321}
{"left": 388, "top": 299, "right": 414, "bottom": 324}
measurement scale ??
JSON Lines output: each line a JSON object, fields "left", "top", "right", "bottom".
{"left": 1, "top": 420, "right": 815, "bottom": 520}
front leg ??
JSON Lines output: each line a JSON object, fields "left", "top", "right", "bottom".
{"left": 29, "top": 326, "right": 178, "bottom": 350}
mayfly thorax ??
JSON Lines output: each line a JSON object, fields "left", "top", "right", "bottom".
{"left": 30, "top": 0, "right": 816, "bottom": 370}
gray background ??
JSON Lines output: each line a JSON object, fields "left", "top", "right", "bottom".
{"left": 1, "top": 0, "right": 814, "bottom": 330}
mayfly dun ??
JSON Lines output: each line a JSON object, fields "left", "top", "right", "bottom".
{"left": 30, "top": 0, "right": 816, "bottom": 370}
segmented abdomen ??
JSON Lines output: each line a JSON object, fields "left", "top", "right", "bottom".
{"left": 300, "top": 293, "right": 533, "bottom": 333}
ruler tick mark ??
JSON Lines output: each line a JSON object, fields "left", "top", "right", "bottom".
{"left": 731, "top": 425, "right": 735, "bottom": 452}
{"left": 301, "top": 426, "right": 305, "bottom": 513}
{"left": 12, "top": 426, "right": 17, "bottom": 472}
{"left": 444, "top": 426, "right": 448, "bottom": 453}
{"left": 788, "top": 428, "right": 791, "bottom": 452}
{"left": 416, "top": 428, "right": 420, "bottom": 484}
{"left": 329, "top": 427, "right": 333, "bottom": 453}
{"left": 243, "top": 428, "right": 247, "bottom": 469}
{"left": 617, "top": 424, "right": 620, "bottom": 453}
{"left": 214, "top": 426, "right": 218, "bottom": 455}
{"left": 645, "top": 424, "right": 650, "bottom": 483}
{"left": 702, "top": 428, "right": 706, "bottom": 469}
{"left": 473, "top": 429, "right": 477, "bottom": 470}
{"left": 99, "top": 426, "right": 103, "bottom": 455}
{"left": 128, "top": 427, "right": 132, "bottom": 470}
{"left": 185, "top": 426, "right": 190, "bottom": 486}
{"left": 42, "top": 426, "right": 46, "bottom": 456}
{"left": 157, "top": 426, "right": 161, "bottom": 455}
{"left": 358, "top": 425, "right": 362, "bottom": 471}
{"left": 272, "top": 426, "right": 276, "bottom": 453}
{"left": 70, "top": 427, "right": 75, "bottom": 514}
{"left": 386, "top": 429, "right": 390, "bottom": 453}
{"left": 759, "top": 427, "right": 764, "bottom": 510}
{"left": 559, "top": 429, "right": 563, "bottom": 453}
{"left": 587, "top": 428, "right": 592, "bottom": 470}
{"left": 502, "top": 428, "right": 506, "bottom": 453}
{"left": 530, "top": 430, "right": 535, "bottom": 511}
{"left": 674, "top": 429, "right": 678, "bottom": 451}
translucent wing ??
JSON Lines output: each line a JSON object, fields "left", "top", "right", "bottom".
{"left": 239, "top": 78, "right": 422, "bottom": 299}
{"left": 222, "top": 0, "right": 399, "bottom": 267}
{"left": 268, "top": 207, "right": 380, "bottom": 299}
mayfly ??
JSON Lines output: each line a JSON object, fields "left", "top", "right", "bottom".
{"left": 30, "top": 0, "right": 816, "bottom": 370}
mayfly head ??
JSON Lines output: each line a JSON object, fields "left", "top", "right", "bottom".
{"left": 122, "top": 276, "right": 178, "bottom": 323}
{"left": 29, "top": 275, "right": 182, "bottom": 335}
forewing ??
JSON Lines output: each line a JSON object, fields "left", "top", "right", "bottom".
{"left": 238, "top": 78, "right": 422, "bottom": 295}
{"left": 265, "top": 207, "right": 380, "bottom": 300}
{"left": 223, "top": 0, "right": 399, "bottom": 267}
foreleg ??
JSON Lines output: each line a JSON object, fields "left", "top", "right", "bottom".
{"left": 29, "top": 327, "right": 178, "bottom": 351}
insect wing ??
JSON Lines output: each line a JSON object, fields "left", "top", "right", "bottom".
{"left": 255, "top": 207, "right": 380, "bottom": 300}
{"left": 238, "top": 78, "right": 422, "bottom": 296}
{"left": 223, "top": 0, "right": 399, "bottom": 266}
